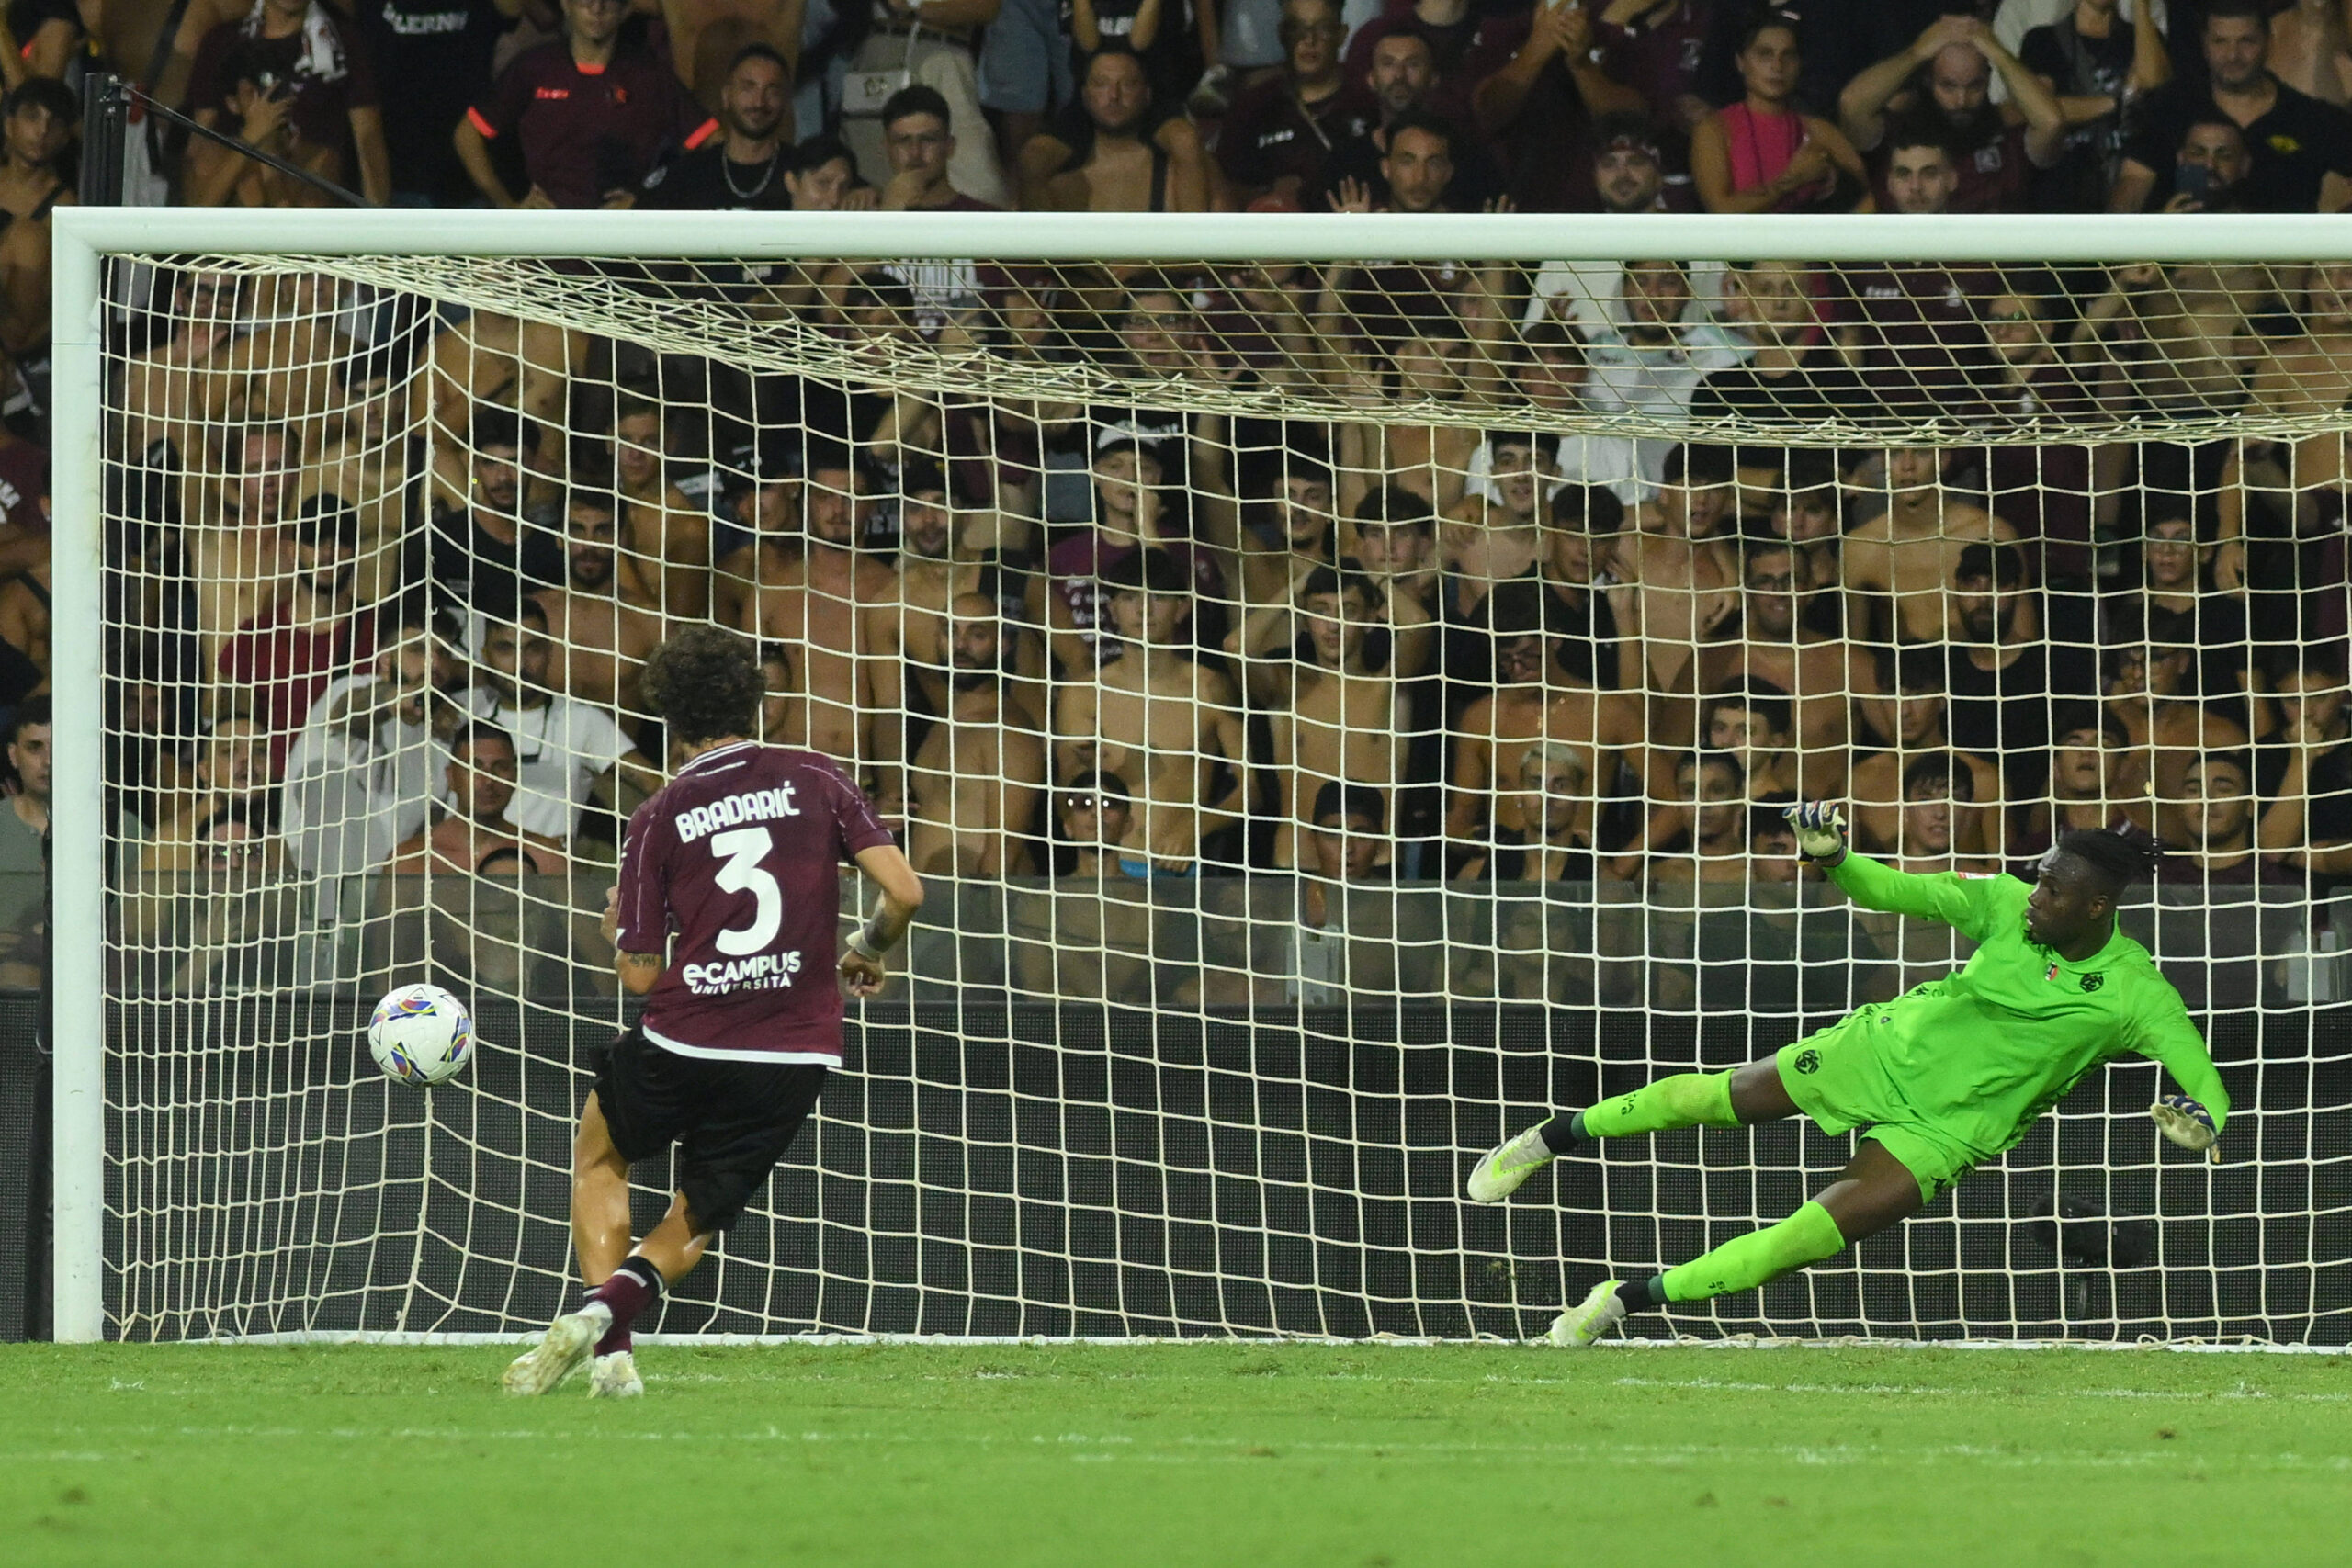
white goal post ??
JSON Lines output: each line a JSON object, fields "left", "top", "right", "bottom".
{"left": 47, "top": 208, "right": 2352, "bottom": 1346}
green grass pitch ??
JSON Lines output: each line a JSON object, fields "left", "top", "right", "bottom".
{"left": 4, "top": 1341, "right": 2348, "bottom": 1566}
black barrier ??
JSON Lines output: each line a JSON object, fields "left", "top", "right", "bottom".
{"left": 0, "top": 995, "right": 40, "bottom": 1338}
{"left": 72, "top": 998, "right": 2352, "bottom": 1345}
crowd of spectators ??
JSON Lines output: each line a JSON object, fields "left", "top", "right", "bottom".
{"left": 0, "top": 0, "right": 2344, "bottom": 1000}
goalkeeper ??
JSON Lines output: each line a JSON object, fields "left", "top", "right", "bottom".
{"left": 1465, "top": 805, "right": 2231, "bottom": 1348}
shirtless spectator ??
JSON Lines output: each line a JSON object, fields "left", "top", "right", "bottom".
{"left": 2110, "top": 0, "right": 2352, "bottom": 214}
{"left": 1692, "top": 537, "right": 1858, "bottom": 795}
{"left": 1698, "top": 680, "right": 1800, "bottom": 800}
{"left": 891, "top": 462, "right": 1043, "bottom": 736}
{"left": 605, "top": 391, "right": 709, "bottom": 617}
{"left": 429, "top": 408, "right": 564, "bottom": 620}
{"left": 423, "top": 311, "right": 590, "bottom": 479}
{"left": 187, "top": 423, "right": 298, "bottom": 685}
{"left": 1838, "top": 14, "right": 2065, "bottom": 212}
{"left": 1217, "top": 0, "right": 1373, "bottom": 207}
{"left": 731, "top": 444, "right": 903, "bottom": 807}
{"left": 145, "top": 716, "right": 273, "bottom": 872}
{"left": 1763, "top": 449, "right": 1846, "bottom": 629}
{"left": 2256, "top": 655, "right": 2352, "bottom": 886}
{"left": 455, "top": 0, "right": 695, "bottom": 209}
{"left": 908, "top": 592, "right": 1048, "bottom": 877}
{"left": 634, "top": 44, "right": 795, "bottom": 212}
{"left": 536, "top": 484, "right": 662, "bottom": 725}
{"left": 1648, "top": 750, "right": 1747, "bottom": 887}
{"left": 1342, "top": 484, "right": 1440, "bottom": 680}
{"left": 2269, "top": 0, "right": 2352, "bottom": 107}
{"left": 385, "top": 721, "right": 567, "bottom": 875}
{"left": 1842, "top": 445, "right": 2021, "bottom": 647}
{"left": 187, "top": 0, "right": 394, "bottom": 205}
{"left": 2103, "top": 638, "right": 2252, "bottom": 836}
{"left": 1467, "top": 0, "right": 1644, "bottom": 210}
{"left": 203, "top": 272, "right": 364, "bottom": 446}
{"left": 1261, "top": 567, "right": 1405, "bottom": 871}
{"left": 1019, "top": 44, "right": 1211, "bottom": 211}
{"left": 118, "top": 271, "right": 241, "bottom": 474}
{"left": 1236, "top": 452, "right": 1339, "bottom": 611}
{"left": 1851, "top": 649, "right": 2006, "bottom": 857}
{"left": 658, "top": 0, "right": 802, "bottom": 111}
{"left": 1602, "top": 441, "right": 1738, "bottom": 696}
{"left": 1536, "top": 482, "right": 1630, "bottom": 690}
{"left": 465, "top": 604, "right": 658, "bottom": 841}
{"left": 1887, "top": 752, "right": 1999, "bottom": 874}
{"left": 2076, "top": 249, "right": 2275, "bottom": 419}
{"left": 1052, "top": 549, "right": 1248, "bottom": 874}
{"left": 1013, "top": 771, "right": 1152, "bottom": 1002}
{"left": 220, "top": 495, "right": 379, "bottom": 775}
{"left": 0, "top": 78, "right": 70, "bottom": 356}
{"left": 1448, "top": 588, "right": 1645, "bottom": 870}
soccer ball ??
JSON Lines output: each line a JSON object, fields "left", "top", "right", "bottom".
{"left": 368, "top": 983, "right": 475, "bottom": 1087}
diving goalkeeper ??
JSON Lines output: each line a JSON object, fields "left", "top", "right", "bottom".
{"left": 1465, "top": 805, "right": 2231, "bottom": 1348}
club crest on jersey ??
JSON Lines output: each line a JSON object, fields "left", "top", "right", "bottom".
{"left": 2045, "top": 962, "right": 2060, "bottom": 982}
{"left": 2080, "top": 972, "right": 2105, "bottom": 992}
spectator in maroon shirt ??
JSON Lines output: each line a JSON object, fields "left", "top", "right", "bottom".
{"left": 220, "top": 495, "right": 379, "bottom": 777}
{"left": 1594, "top": 0, "right": 1719, "bottom": 138}
{"left": 186, "top": 0, "right": 394, "bottom": 204}
{"left": 1216, "top": 0, "right": 1374, "bottom": 207}
{"left": 1307, "top": 25, "right": 1504, "bottom": 210}
{"left": 1467, "top": 0, "right": 1647, "bottom": 210}
{"left": 1343, "top": 0, "right": 1507, "bottom": 93}
{"left": 1838, "top": 14, "right": 2065, "bottom": 213}
{"left": 455, "top": 0, "right": 695, "bottom": 209}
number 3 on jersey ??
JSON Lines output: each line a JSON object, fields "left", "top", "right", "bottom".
{"left": 709, "top": 827, "right": 783, "bottom": 955}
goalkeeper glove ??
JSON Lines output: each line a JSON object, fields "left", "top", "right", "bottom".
{"left": 2151, "top": 1094, "right": 2221, "bottom": 1164}
{"left": 1782, "top": 801, "right": 1848, "bottom": 866}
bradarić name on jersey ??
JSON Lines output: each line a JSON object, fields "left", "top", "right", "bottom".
{"left": 673, "top": 783, "right": 804, "bottom": 843}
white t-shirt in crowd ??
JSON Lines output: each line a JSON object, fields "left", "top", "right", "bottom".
{"left": 461, "top": 687, "right": 631, "bottom": 839}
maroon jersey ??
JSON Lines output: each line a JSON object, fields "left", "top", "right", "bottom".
{"left": 466, "top": 42, "right": 693, "bottom": 208}
{"left": 615, "top": 742, "right": 893, "bottom": 1064}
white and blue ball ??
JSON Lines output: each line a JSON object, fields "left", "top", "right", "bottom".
{"left": 368, "top": 983, "right": 475, "bottom": 1087}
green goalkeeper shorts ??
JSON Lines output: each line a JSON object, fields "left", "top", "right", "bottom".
{"left": 1775, "top": 1013, "right": 1986, "bottom": 1206}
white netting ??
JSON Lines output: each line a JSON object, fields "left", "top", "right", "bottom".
{"left": 85, "top": 232, "right": 2352, "bottom": 1343}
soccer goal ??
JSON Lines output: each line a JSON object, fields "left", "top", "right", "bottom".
{"left": 48, "top": 208, "right": 2352, "bottom": 1346}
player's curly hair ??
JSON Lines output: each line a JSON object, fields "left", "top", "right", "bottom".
{"left": 2056, "top": 822, "right": 2165, "bottom": 900}
{"left": 640, "top": 626, "right": 763, "bottom": 745}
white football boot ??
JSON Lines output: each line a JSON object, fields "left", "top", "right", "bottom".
{"left": 1544, "top": 1280, "right": 1631, "bottom": 1348}
{"left": 589, "top": 1350, "right": 644, "bottom": 1399}
{"left": 502, "top": 1303, "right": 608, "bottom": 1395}
{"left": 1465, "top": 1125, "right": 1556, "bottom": 1202}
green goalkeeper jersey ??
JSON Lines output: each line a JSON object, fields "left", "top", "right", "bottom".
{"left": 1825, "top": 854, "right": 2230, "bottom": 1155}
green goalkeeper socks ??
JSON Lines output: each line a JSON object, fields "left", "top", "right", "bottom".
{"left": 1659, "top": 1201, "right": 1849, "bottom": 1303}
{"left": 1573, "top": 1071, "right": 1741, "bottom": 1143}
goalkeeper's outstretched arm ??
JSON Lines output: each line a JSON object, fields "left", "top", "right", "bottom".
{"left": 1782, "top": 802, "right": 2003, "bottom": 940}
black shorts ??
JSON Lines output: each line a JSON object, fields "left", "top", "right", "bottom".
{"left": 590, "top": 1025, "right": 829, "bottom": 1233}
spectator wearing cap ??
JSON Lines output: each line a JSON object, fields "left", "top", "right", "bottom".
{"left": 1465, "top": 0, "right": 1645, "bottom": 210}
{"left": 1307, "top": 26, "right": 1504, "bottom": 211}
{"left": 1216, "top": 0, "right": 1375, "bottom": 207}
{"left": 187, "top": 0, "right": 393, "bottom": 205}
{"left": 1052, "top": 547, "right": 1248, "bottom": 877}
{"left": 1033, "top": 430, "right": 1224, "bottom": 679}
{"left": 220, "top": 494, "right": 380, "bottom": 777}
{"left": 455, "top": 0, "right": 696, "bottom": 209}
{"left": 1838, "top": 15, "right": 2066, "bottom": 213}
{"left": 1521, "top": 116, "right": 1707, "bottom": 337}
{"left": 2111, "top": 0, "right": 2352, "bottom": 212}
{"left": 633, "top": 43, "right": 796, "bottom": 211}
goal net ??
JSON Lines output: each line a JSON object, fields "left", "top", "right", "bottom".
{"left": 52, "top": 209, "right": 2352, "bottom": 1345}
